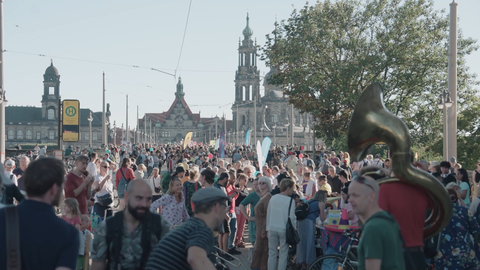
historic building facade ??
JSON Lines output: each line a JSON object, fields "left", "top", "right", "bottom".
{"left": 138, "top": 78, "right": 232, "bottom": 145}
{"left": 5, "top": 62, "right": 108, "bottom": 150}
{"left": 232, "top": 14, "right": 316, "bottom": 148}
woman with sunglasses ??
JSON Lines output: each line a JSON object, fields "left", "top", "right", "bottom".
{"left": 456, "top": 168, "right": 471, "bottom": 206}
{"left": 92, "top": 160, "right": 114, "bottom": 220}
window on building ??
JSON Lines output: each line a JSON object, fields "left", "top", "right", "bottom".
{"left": 93, "top": 133, "right": 97, "bottom": 141}
{"left": 272, "top": 114, "right": 278, "bottom": 123}
{"left": 17, "top": 130, "right": 24, "bottom": 139}
{"left": 26, "top": 130, "right": 33, "bottom": 140}
{"left": 49, "top": 87, "right": 55, "bottom": 95}
{"left": 47, "top": 108, "right": 55, "bottom": 120}
{"left": 193, "top": 132, "right": 196, "bottom": 137}
{"left": 48, "top": 131, "right": 55, "bottom": 140}
{"left": 8, "top": 130, "right": 14, "bottom": 140}
{"left": 85, "top": 133, "right": 89, "bottom": 140}
{"left": 36, "top": 132, "right": 41, "bottom": 140}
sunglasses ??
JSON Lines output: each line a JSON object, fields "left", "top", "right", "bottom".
{"left": 102, "top": 166, "right": 109, "bottom": 169}
{"left": 354, "top": 176, "right": 375, "bottom": 191}
{"left": 258, "top": 182, "right": 267, "bottom": 185}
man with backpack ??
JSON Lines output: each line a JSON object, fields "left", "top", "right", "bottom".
{"left": 91, "top": 180, "right": 171, "bottom": 270}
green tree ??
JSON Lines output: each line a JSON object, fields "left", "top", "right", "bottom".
{"left": 262, "top": 0, "right": 478, "bottom": 156}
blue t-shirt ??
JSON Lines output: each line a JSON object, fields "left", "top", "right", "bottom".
{"left": 460, "top": 181, "right": 471, "bottom": 205}
{"left": 306, "top": 200, "right": 321, "bottom": 222}
{"left": 0, "top": 200, "right": 79, "bottom": 270}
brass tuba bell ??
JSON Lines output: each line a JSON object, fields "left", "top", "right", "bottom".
{"left": 347, "top": 83, "right": 452, "bottom": 239}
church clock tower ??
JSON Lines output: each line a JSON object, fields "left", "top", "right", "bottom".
{"left": 42, "top": 60, "right": 61, "bottom": 121}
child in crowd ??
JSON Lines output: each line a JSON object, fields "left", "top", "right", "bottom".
{"left": 77, "top": 214, "right": 93, "bottom": 270}
{"left": 317, "top": 175, "right": 332, "bottom": 196}
{"left": 62, "top": 198, "right": 81, "bottom": 230}
{"left": 303, "top": 171, "right": 317, "bottom": 200}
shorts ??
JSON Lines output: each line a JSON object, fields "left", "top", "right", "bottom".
{"left": 219, "top": 219, "right": 230, "bottom": 234}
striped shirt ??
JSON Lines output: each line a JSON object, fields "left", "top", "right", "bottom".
{"left": 145, "top": 217, "right": 215, "bottom": 270}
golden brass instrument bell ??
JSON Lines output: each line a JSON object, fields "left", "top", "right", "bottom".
{"left": 347, "top": 83, "right": 452, "bottom": 239}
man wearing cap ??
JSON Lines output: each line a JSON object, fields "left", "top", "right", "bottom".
{"left": 145, "top": 187, "right": 230, "bottom": 270}
{"left": 4, "top": 159, "right": 18, "bottom": 186}
{"left": 449, "top": 157, "right": 456, "bottom": 174}
{"left": 161, "top": 166, "right": 185, "bottom": 194}
{"left": 348, "top": 176, "right": 405, "bottom": 270}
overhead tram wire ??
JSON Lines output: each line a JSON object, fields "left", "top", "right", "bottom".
{"left": 174, "top": 0, "right": 193, "bottom": 78}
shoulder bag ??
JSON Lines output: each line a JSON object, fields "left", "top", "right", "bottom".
{"left": 5, "top": 206, "right": 21, "bottom": 270}
{"left": 151, "top": 176, "right": 161, "bottom": 194}
{"left": 286, "top": 196, "right": 301, "bottom": 245}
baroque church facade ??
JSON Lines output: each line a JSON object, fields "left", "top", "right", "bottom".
{"left": 5, "top": 62, "right": 109, "bottom": 150}
{"left": 232, "top": 14, "right": 315, "bottom": 148}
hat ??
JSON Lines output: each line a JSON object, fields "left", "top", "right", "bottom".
{"left": 192, "top": 187, "right": 231, "bottom": 205}
{"left": 450, "top": 157, "right": 456, "bottom": 163}
{"left": 175, "top": 166, "right": 186, "bottom": 173}
{"left": 428, "top": 161, "right": 440, "bottom": 170}
{"left": 5, "top": 160, "right": 14, "bottom": 167}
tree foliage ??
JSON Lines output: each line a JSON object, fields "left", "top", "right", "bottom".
{"left": 262, "top": 0, "right": 479, "bottom": 165}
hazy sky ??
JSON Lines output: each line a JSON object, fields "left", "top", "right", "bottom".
{"left": 4, "top": 0, "right": 479, "bottom": 130}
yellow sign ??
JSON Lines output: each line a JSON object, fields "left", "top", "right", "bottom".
{"left": 62, "top": 100, "right": 80, "bottom": 142}
{"left": 209, "top": 140, "right": 215, "bottom": 146}
{"left": 183, "top": 131, "right": 193, "bottom": 149}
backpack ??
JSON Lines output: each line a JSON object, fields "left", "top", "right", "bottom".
{"left": 321, "top": 160, "right": 331, "bottom": 173}
{"left": 295, "top": 201, "right": 320, "bottom": 220}
{"left": 105, "top": 211, "right": 162, "bottom": 270}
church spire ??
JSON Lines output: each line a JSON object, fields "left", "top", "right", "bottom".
{"left": 175, "top": 77, "right": 185, "bottom": 99}
{"left": 242, "top": 13, "right": 253, "bottom": 40}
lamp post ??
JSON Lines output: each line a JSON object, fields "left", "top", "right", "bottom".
{"left": 121, "top": 123, "right": 124, "bottom": 142}
{"left": 260, "top": 127, "right": 264, "bottom": 142}
{"left": 113, "top": 121, "right": 116, "bottom": 145}
{"left": 437, "top": 90, "right": 453, "bottom": 161}
{"left": 87, "top": 112, "right": 93, "bottom": 149}
{"left": 312, "top": 118, "right": 316, "bottom": 159}
{"left": 272, "top": 125, "right": 277, "bottom": 147}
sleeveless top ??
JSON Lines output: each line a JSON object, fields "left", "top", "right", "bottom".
{"left": 306, "top": 200, "right": 321, "bottom": 222}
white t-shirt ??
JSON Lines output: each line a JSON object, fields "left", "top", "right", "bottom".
{"left": 87, "top": 162, "right": 97, "bottom": 177}
{"left": 305, "top": 179, "right": 317, "bottom": 199}
{"left": 266, "top": 194, "right": 296, "bottom": 233}
{"left": 94, "top": 174, "right": 113, "bottom": 206}
{"left": 148, "top": 156, "right": 154, "bottom": 167}
{"left": 148, "top": 175, "right": 162, "bottom": 195}
{"left": 4, "top": 171, "right": 17, "bottom": 186}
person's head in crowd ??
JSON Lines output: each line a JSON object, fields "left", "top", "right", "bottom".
{"left": 303, "top": 171, "right": 311, "bottom": 181}
{"left": 244, "top": 165, "right": 255, "bottom": 179}
{"left": 440, "top": 161, "right": 451, "bottom": 175}
{"left": 348, "top": 176, "right": 380, "bottom": 216}
{"left": 75, "top": 155, "right": 89, "bottom": 173}
{"left": 189, "top": 170, "right": 199, "bottom": 181}
{"left": 279, "top": 177, "right": 295, "bottom": 195}
{"left": 454, "top": 163, "right": 462, "bottom": 175}
{"left": 219, "top": 167, "right": 227, "bottom": 174}
{"left": 217, "top": 172, "right": 229, "bottom": 186}
{"left": 310, "top": 190, "right": 328, "bottom": 203}
{"left": 237, "top": 173, "right": 247, "bottom": 187}
{"left": 328, "top": 166, "right": 336, "bottom": 177}
{"left": 80, "top": 214, "right": 90, "bottom": 231}
{"left": 137, "top": 164, "right": 146, "bottom": 172}
{"left": 121, "top": 157, "right": 131, "bottom": 168}
{"left": 338, "top": 170, "right": 350, "bottom": 183}
{"left": 19, "top": 156, "right": 30, "bottom": 171}
{"left": 167, "top": 178, "right": 183, "bottom": 201}
{"left": 341, "top": 182, "right": 351, "bottom": 203}
{"left": 63, "top": 198, "right": 81, "bottom": 217}
{"left": 228, "top": 171, "right": 236, "bottom": 185}
{"left": 447, "top": 188, "right": 458, "bottom": 204}
{"left": 125, "top": 175, "right": 153, "bottom": 221}
{"left": 258, "top": 176, "right": 273, "bottom": 193}
{"left": 192, "top": 187, "right": 230, "bottom": 232}
{"left": 449, "top": 157, "right": 456, "bottom": 168}
{"left": 428, "top": 161, "right": 440, "bottom": 173}
{"left": 175, "top": 166, "right": 186, "bottom": 178}
{"left": 456, "top": 168, "right": 470, "bottom": 189}
{"left": 272, "top": 166, "right": 280, "bottom": 175}
{"left": 24, "top": 158, "right": 65, "bottom": 206}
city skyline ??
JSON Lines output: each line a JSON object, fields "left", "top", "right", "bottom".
{"left": 4, "top": 0, "right": 480, "bottom": 132}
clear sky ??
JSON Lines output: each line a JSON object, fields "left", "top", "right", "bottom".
{"left": 4, "top": 0, "right": 479, "bottom": 131}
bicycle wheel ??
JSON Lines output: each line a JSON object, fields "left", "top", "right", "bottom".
{"left": 308, "top": 254, "right": 356, "bottom": 270}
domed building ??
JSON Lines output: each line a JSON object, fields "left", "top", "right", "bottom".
{"left": 5, "top": 61, "right": 110, "bottom": 150}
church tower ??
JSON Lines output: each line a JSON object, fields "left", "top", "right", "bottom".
{"left": 42, "top": 60, "right": 61, "bottom": 121}
{"left": 233, "top": 14, "right": 261, "bottom": 134}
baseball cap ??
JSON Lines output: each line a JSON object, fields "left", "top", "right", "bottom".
{"left": 4, "top": 160, "right": 14, "bottom": 167}
{"left": 450, "top": 157, "right": 456, "bottom": 163}
{"left": 192, "top": 187, "right": 231, "bottom": 204}
{"left": 218, "top": 172, "right": 229, "bottom": 180}
{"left": 428, "top": 161, "right": 440, "bottom": 170}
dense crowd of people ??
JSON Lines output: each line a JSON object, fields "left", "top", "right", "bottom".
{"left": 0, "top": 142, "right": 480, "bottom": 270}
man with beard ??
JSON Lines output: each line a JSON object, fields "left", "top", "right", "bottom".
{"left": 0, "top": 158, "right": 80, "bottom": 270}
{"left": 65, "top": 155, "right": 94, "bottom": 215}
{"left": 146, "top": 187, "right": 230, "bottom": 270}
{"left": 91, "top": 180, "right": 170, "bottom": 270}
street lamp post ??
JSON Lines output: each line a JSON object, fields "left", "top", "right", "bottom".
{"left": 87, "top": 112, "right": 93, "bottom": 149}
{"left": 113, "top": 121, "right": 116, "bottom": 145}
{"left": 437, "top": 90, "right": 453, "bottom": 161}
{"left": 260, "top": 127, "right": 264, "bottom": 142}
{"left": 272, "top": 125, "right": 277, "bottom": 147}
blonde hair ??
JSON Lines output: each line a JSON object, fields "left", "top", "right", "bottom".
{"left": 167, "top": 178, "right": 184, "bottom": 201}
{"left": 138, "top": 164, "right": 147, "bottom": 171}
{"left": 189, "top": 170, "right": 199, "bottom": 180}
{"left": 64, "top": 198, "right": 81, "bottom": 217}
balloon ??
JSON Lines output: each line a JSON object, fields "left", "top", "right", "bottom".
{"left": 208, "top": 153, "right": 213, "bottom": 159}
{"left": 298, "top": 154, "right": 304, "bottom": 158}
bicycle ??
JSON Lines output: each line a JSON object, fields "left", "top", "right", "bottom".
{"left": 308, "top": 229, "right": 359, "bottom": 270}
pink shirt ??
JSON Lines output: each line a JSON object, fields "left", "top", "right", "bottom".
{"left": 62, "top": 215, "right": 81, "bottom": 227}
